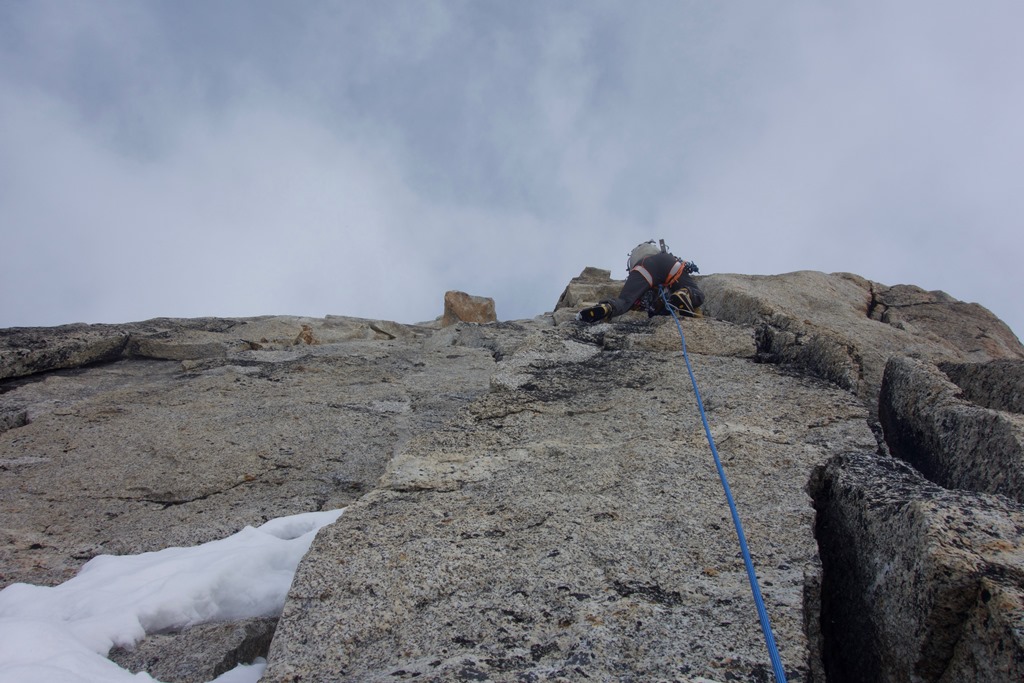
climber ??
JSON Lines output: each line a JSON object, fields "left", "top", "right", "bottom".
{"left": 577, "top": 240, "right": 704, "bottom": 324}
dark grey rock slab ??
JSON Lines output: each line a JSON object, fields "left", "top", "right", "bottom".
{"left": 109, "top": 617, "right": 277, "bottom": 683}
{"left": 880, "top": 355, "right": 1024, "bottom": 503}
{"left": 811, "top": 451, "right": 1024, "bottom": 683}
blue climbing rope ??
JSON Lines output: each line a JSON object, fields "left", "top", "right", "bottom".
{"left": 660, "top": 288, "right": 788, "bottom": 683}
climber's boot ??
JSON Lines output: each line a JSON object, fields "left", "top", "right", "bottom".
{"left": 669, "top": 288, "right": 701, "bottom": 317}
{"left": 577, "top": 303, "right": 612, "bottom": 324}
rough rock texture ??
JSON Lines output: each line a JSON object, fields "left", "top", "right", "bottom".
{"left": 442, "top": 291, "right": 498, "bottom": 327}
{"left": 0, "top": 315, "right": 422, "bottom": 383}
{"left": 2, "top": 272, "right": 1023, "bottom": 682}
{"left": 109, "top": 617, "right": 277, "bottom": 683}
{"left": 264, "top": 319, "right": 874, "bottom": 682}
{"left": 939, "top": 359, "right": 1024, "bottom": 414}
{"left": 699, "top": 271, "right": 1023, "bottom": 410}
{"left": 0, "top": 316, "right": 496, "bottom": 587}
{"left": 0, "top": 322, "right": 130, "bottom": 381}
{"left": 870, "top": 283, "right": 1022, "bottom": 361}
{"left": 551, "top": 267, "right": 624, "bottom": 326}
{"left": 811, "top": 452, "right": 1024, "bottom": 683}
{"left": 879, "top": 355, "right": 1024, "bottom": 503}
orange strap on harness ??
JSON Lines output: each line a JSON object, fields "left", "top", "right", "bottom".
{"left": 664, "top": 260, "right": 686, "bottom": 287}
{"left": 632, "top": 258, "right": 688, "bottom": 288}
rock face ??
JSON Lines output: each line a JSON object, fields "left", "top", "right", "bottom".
{"left": 1, "top": 271, "right": 1023, "bottom": 683}
{"left": 939, "top": 359, "right": 1024, "bottom": 414}
{"left": 880, "top": 355, "right": 1024, "bottom": 504}
{"left": 811, "top": 452, "right": 1024, "bottom": 683}
{"left": 699, "top": 271, "right": 1023, "bottom": 410}
{"left": 265, "top": 322, "right": 871, "bottom": 681}
{"left": 551, "top": 267, "right": 623, "bottom": 326}
{"left": 109, "top": 617, "right": 278, "bottom": 683}
{"left": 0, "top": 315, "right": 493, "bottom": 586}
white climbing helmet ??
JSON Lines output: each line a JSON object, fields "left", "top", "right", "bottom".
{"left": 627, "top": 241, "right": 661, "bottom": 270}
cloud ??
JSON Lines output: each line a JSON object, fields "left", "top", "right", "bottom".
{"left": 653, "top": 2, "right": 1024, "bottom": 332}
{"left": 1, "top": 87, "right": 420, "bottom": 323}
{"left": 1, "top": 1, "right": 1022, "bottom": 337}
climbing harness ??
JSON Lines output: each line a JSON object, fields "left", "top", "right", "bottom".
{"left": 664, "top": 260, "right": 686, "bottom": 287}
{"left": 660, "top": 287, "right": 788, "bottom": 683}
{"left": 632, "top": 289, "right": 661, "bottom": 316}
{"left": 626, "top": 239, "right": 698, "bottom": 290}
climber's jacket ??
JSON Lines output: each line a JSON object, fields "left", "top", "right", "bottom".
{"left": 601, "top": 251, "right": 705, "bottom": 318}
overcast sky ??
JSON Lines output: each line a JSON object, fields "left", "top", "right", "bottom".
{"left": 2, "top": 1, "right": 1022, "bottom": 339}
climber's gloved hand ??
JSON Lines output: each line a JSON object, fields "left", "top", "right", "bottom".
{"left": 684, "top": 261, "right": 699, "bottom": 275}
{"left": 577, "top": 303, "right": 612, "bottom": 324}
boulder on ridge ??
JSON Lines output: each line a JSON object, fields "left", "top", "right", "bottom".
{"left": 441, "top": 291, "right": 498, "bottom": 327}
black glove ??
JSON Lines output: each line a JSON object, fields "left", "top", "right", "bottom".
{"left": 684, "top": 261, "right": 699, "bottom": 275}
{"left": 577, "top": 303, "right": 612, "bottom": 324}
